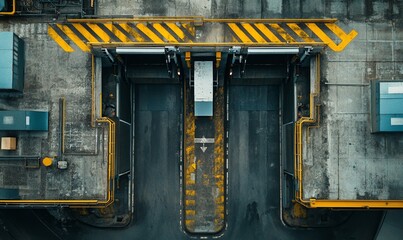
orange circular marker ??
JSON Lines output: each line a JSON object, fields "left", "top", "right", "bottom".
{"left": 42, "top": 157, "right": 53, "bottom": 167}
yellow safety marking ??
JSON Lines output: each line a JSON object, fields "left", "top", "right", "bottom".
{"left": 325, "top": 23, "right": 358, "bottom": 50}
{"left": 48, "top": 26, "right": 74, "bottom": 52}
{"left": 119, "top": 23, "right": 145, "bottom": 42}
{"left": 182, "top": 23, "right": 195, "bottom": 36}
{"left": 166, "top": 23, "right": 187, "bottom": 42}
{"left": 216, "top": 51, "right": 221, "bottom": 68}
{"left": 104, "top": 23, "right": 131, "bottom": 42}
{"left": 269, "top": 23, "right": 296, "bottom": 43}
{"left": 87, "top": 23, "right": 111, "bottom": 42}
{"left": 254, "top": 23, "right": 281, "bottom": 43}
{"left": 152, "top": 23, "right": 178, "bottom": 42}
{"left": 186, "top": 210, "right": 196, "bottom": 215}
{"left": 136, "top": 23, "right": 164, "bottom": 43}
{"left": 186, "top": 190, "right": 196, "bottom": 196}
{"left": 287, "top": 23, "right": 314, "bottom": 42}
{"left": 215, "top": 196, "right": 224, "bottom": 204}
{"left": 56, "top": 24, "right": 90, "bottom": 52}
{"left": 185, "top": 52, "right": 191, "bottom": 68}
{"left": 186, "top": 220, "right": 195, "bottom": 224}
{"left": 166, "top": 23, "right": 185, "bottom": 40}
{"left": 49, "top": 19, "right": 356, "bottom": 53}
{"left": 306, "top": 23, "right": 358, "bottom": 52}
{"left": 228, "top": 23, "right": 252, "bottom": 43}
{"left": 72, "top": 23, "right": 99, "bottom": 43}
{"left": 241, "top": 23, "right": 266, "bottom": 43}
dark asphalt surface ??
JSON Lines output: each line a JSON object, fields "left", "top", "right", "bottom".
{"left": 0, "top": 83, "right": 384, "bottom": 240}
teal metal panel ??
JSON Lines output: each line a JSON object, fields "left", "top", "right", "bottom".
{"left": 0, "top": 111, "right": 26, "bottom": 130}
{"left": 195, "top": 101, "right": 213, "bottom": 116}
{"left": 25, "top": 111, "right": 48, "bottom": 131}
{"left": 379, "top": 115, "right": 403, "bottom": 132}
{"left": 379, "top": 99, "right": 403, "bottom": 114}
{"left": 0, "top": 32, "right": 13, "bottom": 50}
{"left": 0, "top": 0, "right": 5, "bottom": 11}
{"left": 0, "top": 111, "right": 48, "bottom": 131}
{"left": 0, "top": 68, "right": 13, "bottom": 89}
{"left": 0, "top": 32, "right": 24, "bottom": 92}
{"left": 371, "top": 81, "right": 403, "bottom": 132}
{"left": 0, "top": 188, "right": 19, "bottom": 200}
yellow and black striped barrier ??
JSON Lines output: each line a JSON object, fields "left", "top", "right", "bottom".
{"left": 48, "top": 18, "right": 357, "bottom": 52}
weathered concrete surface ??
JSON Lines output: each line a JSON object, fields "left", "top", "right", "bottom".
{"left": 303, "top": 20, "right": 403, "bottom": 200}
{"left": 0, "top": 21, "right": 108, "bottom": 201}
{"left": 97, "top": 0, "right": 403, "bottom": 20}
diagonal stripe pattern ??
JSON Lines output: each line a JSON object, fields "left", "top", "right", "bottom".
{"left": 48, "top": 21, "right": 196, "bottom": 52}
{"left": 48, "top": 19, "right": 357, "bottom": 52}
{"left": 227, "top": 22, "right": 358, "bottom": 52}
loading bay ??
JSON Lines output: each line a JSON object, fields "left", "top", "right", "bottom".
{"left": 0, "top": 1, "right": 403, "bottom": 240}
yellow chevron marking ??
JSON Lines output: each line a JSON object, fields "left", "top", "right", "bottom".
{"left": 306, "top": 23, "right": 358, "bottom": 52}
{"left": 228, "top": 23, "right": 252, "bottom": 43}
{"left": 72, "top": 23, "right": 99, "bottom": 43}
{"left": 152, "top": 23, "right": 178, "bottom": 42}
{"left": 287, "top": 23, "right": 314, "bottom": 42}
{"left": 269, "top": 23, "right": 296, "bottom": 43}
{"left": 48, "top": 26, "right": 74, "bottom": 52}
{"left": 254, "top": 23, "right": 281, "bottom": 43}
{"left": 119, "top": 23, "right": 145, "bottom": 42}
{"left": 56, "top": 24, "right": 89, "bottom": 52}
{"left": 87, "top": 23, "right": 111, "bottom": 42}
{"left": 241, "top": 23, "right": 266, "bottom": 43}
{"left": 136, "top": 23, "right": 164, "bottom": 43}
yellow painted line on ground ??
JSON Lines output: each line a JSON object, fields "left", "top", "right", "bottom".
{"left": 254, "top": 23, "right": 281, "bottom": 43}
{"left": 87, "top": 23, "right": 111, "bottom": 42}
{"left": 72, "top": 23, "right": 99, "bottom": 43}
{"left": 48, "top": 26, "right": 74, "bottom": 52}
{"left": 186, "top": 210, "right": 196, "bottom": 215}
{"left": 269, "top": 23, "right": 296, "bottom": 43}
{"left": 186, "top": 200, "right": 196, "bottom": 206}
{"left": 241, "top": 23, "right": 266, "bottom": 43}
{"left": 119, "top": 23, "right": 145, "bottom": 41}
{"left": 152, "top": 23, "right": 178, "bottom": 42}
{"left": 287, "top": 23, "right": 314, "bottom": 42}
{"left": 186, "top": 190, "right": 196, "bottom": 196}
{"left": 136, "top": 23, "right": 164, "bottom": 43}
{"left": 228, "top": 23, "right": 252, "bottom": 43}
{"left": 185, "top": 220, "right": 195, "bottom": 226}
{"left": 56, "top": 24, "right": 89, "bottom": 52}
